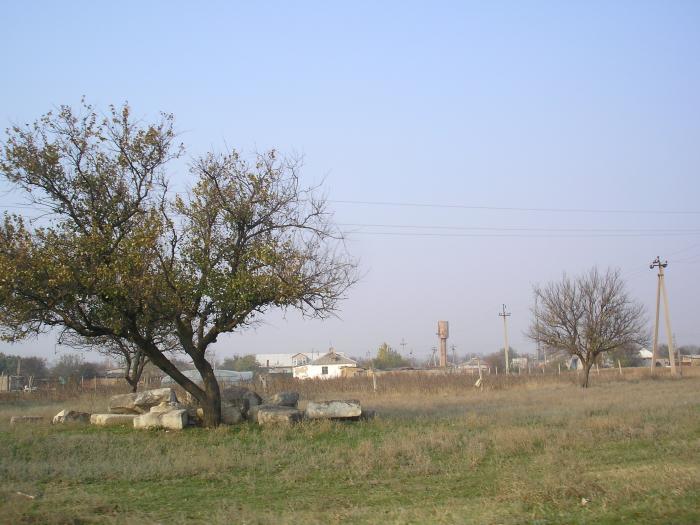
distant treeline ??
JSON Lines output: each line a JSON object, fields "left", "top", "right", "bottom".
{"left": 0, "top": 352, "right": 102, "bottom": 380}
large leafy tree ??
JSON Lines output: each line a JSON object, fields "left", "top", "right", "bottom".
{"left": 0, "top": 101, "right": 356, "bottom": 426}
{"left": 528, "top": 268, "right": 646, "bottom": 387}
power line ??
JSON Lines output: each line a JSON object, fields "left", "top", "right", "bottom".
{"left": 339, "top": 223, "right": 700, "bottom": 234}
{"left": 343, "top": 230, "right": 700, "bottom": 239}
{"left": 669, "top": 242, "right": 700, "bottom": 257}
{"left": 330, "top": 199, "right": 700, "bottom": 215}
{"left": 6, "top": 198, "right": 699, "bottom": 216}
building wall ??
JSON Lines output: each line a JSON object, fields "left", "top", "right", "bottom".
{"left": 293, "top": 364, "right": 355, "bottom": 380}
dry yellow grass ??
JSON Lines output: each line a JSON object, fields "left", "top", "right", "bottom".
{"left": 0, "top": 368, "right": 698, "bottom": 524}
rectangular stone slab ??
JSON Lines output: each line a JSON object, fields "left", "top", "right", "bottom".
{"left": 133, "top": 409, "right": 188, "bottom": 430}
{"left": 256, "top": 405, "right": 303, "bottom": 425}
{"left": 10, "top": 416, "right": 44, "bottom": 425}
{"left": 305, "top": 400, "right": 362, "bottom": 419}
{"left": 269, "top": 391, "right": 300, "bottom": 407}
{"left": 90, "top": 414, "right": 138, "bottom": 426}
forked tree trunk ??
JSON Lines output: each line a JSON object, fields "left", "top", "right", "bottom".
{"left": 123, "top": 349, "right": 148, "bottom": 393}
{"left": 192, "top": 357, "right": 222, "bottom": 428}
{"left": 125, "top": 375, "right": 138, "bottom": 393}
{"left": 135, "top": 339, "right": 222, "bottom": 427}
{"left": 120, "top": 346, "right": 149, "bottom": 393}
{"left": 581, "top": 359, "right": 594, "bottom": 388}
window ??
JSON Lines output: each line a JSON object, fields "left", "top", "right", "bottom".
{"left": 321, "top": 366, "right": 328, "bottom": 375}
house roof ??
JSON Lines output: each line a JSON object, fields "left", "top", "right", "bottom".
{"left": 161, "top": 369, "right": 253, "bottom": 385}
{"left": 638, "top": 348, "right": 653, "bottom": 359}
{"left": 311, "top": 352, "right": 357, "bottom": 366}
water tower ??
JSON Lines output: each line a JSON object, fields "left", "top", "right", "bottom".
{"left": 437, "top": 321, "right": 449, "bottom": 367}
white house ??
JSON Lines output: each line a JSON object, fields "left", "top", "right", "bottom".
{"left": 293, "top": 350, "right": 358, "bottom": 380}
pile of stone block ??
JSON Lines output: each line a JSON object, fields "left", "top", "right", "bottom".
{"left": 11, "top": 386, "right": 376, "bottom": 430}
{"left": 90, "top": 387, "right": 189, "bottom": 430}
{"left": 251, "top": 394, "right": 375, "bottom": 426}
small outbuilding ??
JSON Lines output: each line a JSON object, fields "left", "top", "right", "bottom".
{"left": 293, "top": 350, "right": 358, "bottom": 380}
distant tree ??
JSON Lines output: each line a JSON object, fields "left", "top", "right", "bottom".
{"left": 372, "top": 342, "right": 410, "bottom": 370}
{"left": 0, "top": 353, "right": 48, "bottom": 377}
{"left": 0, "top": 101, "right": 357, "bottom": 426}
{"left": 528, "top": 268, "right": 647, "bottom": 388}
{"left": 655, "top": 343, "right": 700, "bottom": 360}
{"left": 220, "top": 354, "right": 259, "bottom": 372}
{"left": 107, "top": 339, "right": 149, "bottom": 392}
{"left": 609, "top": 343, "right": 644, "bottom": 368}
{"left": 0, "top": 353, "right": 13, "bottom": 374}
{"left": 678, "top": 345, "right": 700, "bottom": 356}
{"left": 51, "top": 353, "right": 101, "bottom": 381}
{"left": 60, "top": 331, "right": 178, "bottom": 392}
{"left": 18, "top": 356, "right": 49, "bottom": 378}
{"left": 350, "top": 355, "right": 370, "bottom": 368}
{"left": 482, "top": 348, "right": 519, "bottom": 372}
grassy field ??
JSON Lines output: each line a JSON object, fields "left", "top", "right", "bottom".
{"left": 0, "top": 370, "right": 699, "bottom": 524}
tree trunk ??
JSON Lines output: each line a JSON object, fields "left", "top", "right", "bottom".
{"left": 134, "top": 338, "right": 208, "bottom": 416}
{"left": 128, "top": 334, "right": 221, "bottom": 427}
{"left": 125, "top": 376, "right": 138, "bottom": 393}
{"left": 581, "top": 359, "right": 594, "bottom": 388}
{"left": 124, "top": 351, "right": 146, "bottom": 393}
{"left": 193, "top": 357, "right": 221, "bottom": 428}
{"left": 123, "top": 354, "right": 137, "bottom": 392}
{"left": 122, "top": 348, "right": 147, "bottom": 393}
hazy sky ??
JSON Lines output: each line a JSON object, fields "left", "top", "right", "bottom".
{"left": 1, "top": 1, "right": 699, "bottom": 363}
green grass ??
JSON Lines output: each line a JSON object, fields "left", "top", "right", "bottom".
{"left": 0, "top": 374, "right": 699, "bottom": 524}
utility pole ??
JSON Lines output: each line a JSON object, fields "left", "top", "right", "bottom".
{"left": 499, "top": 304, "right": 511, "bottom": 375}
{"left": 400, "top": 338, "right": 407, "bottom": 356}
{"left": 535, "top": 295, "right": 542, "bottom": 364}
{"left": 650, "top": 256, "right": 676, "bottom": 376}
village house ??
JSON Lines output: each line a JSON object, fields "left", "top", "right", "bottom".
{"left": 293, "top": 350, "right": 358, "bottom": 380}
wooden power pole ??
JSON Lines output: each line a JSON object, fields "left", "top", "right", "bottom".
{"left": 499, "top": 304, "right": 511, "bottom": 375}
{"left": 650, "top": 256, "right": 676, "bottom": 376}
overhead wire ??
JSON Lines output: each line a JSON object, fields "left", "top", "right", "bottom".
{"left": 329, "top": 199, "right": 700, "bottom": 215}
{"left": 338, "top": 223, "right": 700, "bottom": 234}
{"left": 342, "top": 230, "right": 700, "bottom": 239}
{"left": 4, "top": 200, "right": 700, "bottom": 215}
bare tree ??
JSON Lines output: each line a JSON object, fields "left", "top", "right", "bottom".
{"left": 59, "top": 331, "right": 180, "bottom": 392}
{"left": 528, "top": 268, "right": 647, "bottom": 387}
